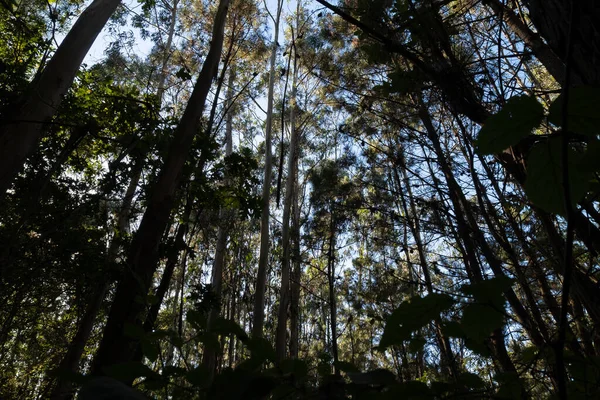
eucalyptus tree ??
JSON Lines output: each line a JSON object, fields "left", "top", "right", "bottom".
{"left": 91, "top": 0, "right": 231, "bottom": 373}
{"left": 252, "top": 0, "right": 283, "bottom": 340}
{"left": 275, "top": 1, "right": 302, "bottom": 362}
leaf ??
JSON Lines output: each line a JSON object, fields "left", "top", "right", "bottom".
{"left": 196, "top": 333, "right": 220, "bottom": 351}
{"left": 548, "top": 86, "right": 600, "bottom": 136}
{"left": 495, "top": 372, "right": 523, "bottom": 399}
{"left": 317, "top": 362, "right": 332, "bottom": 377}
{"left": 579, "top": 139, "right": 600, "bottom": 172}
{"left": 459, "top": 277, "right": 512, "bottom": 343}
{"left": 525, "top": 138, "right": 591, "bottom": 215}
{"left": 460, "top": 275, "right": 514, "bottom": 310}
{"left": 243, "top": 337, "right": 276, "bottom": 361}
{"left": 475, "top": 95, "right": 544, "bottom": 155}
{"left": 348, "top": 369, "right": 396, "bottom": 386}
{"left": 211, "top": 317, "right": 248, "bottom": 340}
{"left": 186, "top": 309, "right": 205, "bottom": 330}
{"left": 408, "top": 336, "right": 427, "bottom": 353}
{"left": 162, "top": 366, "right": 187, "bottom": 378}
{"left": 103, "top": 362, "right": 156, "bottom": 382}
{"left": 49, "top": 368, "right": 92, "bottom": 385}
{"left": 140, "top": 337, "right": 159, "bottom": 363}
{"left": 141, "top": 378, "right": 167, "bottom": 390}
{"left": 379, "top": 293, "right": 455, "bottom": 349}
{"left": 175, "top": 67, "right": 192, "bottom": 81}
{"left": 461, "top": 303, "right": 505, "bottom": 342}
{"left": 458, "top": 372, "right": 486, "bottom": 389}
{"left": 386, "top": 380, "right": 432, "bottom": 398}
{"left": 186, "top": 365, "right": 211, "bottom": 387}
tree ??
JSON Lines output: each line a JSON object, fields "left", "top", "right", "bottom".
{"left": 0, "top": 0, "right": 123, "bottom": 195}
{"left": 91, "top": 0, "right": 231, "bottom": 373}
{"left": 252, "top": 0, "right": 283, "bottom": 340}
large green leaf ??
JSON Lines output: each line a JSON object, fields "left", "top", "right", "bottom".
{"left": 525, "top": 138, "right": 591, "bottom": 215}
{"left": 548, "top": 86, "right": 600, "bottom": 136}
{"left": 475, "top": 95, "right": 544, "bottom": 155}
{"left": 460, "top": 275, "right": 514, "bottom": 310}
{"left": 461, "top": 303, "right": 504, "bottom": 342}
{"left": 140, "top": 337, "right": 159, "bottom": 363}
{"left": 379, "top": 293, "right": 455, "bottom": 349}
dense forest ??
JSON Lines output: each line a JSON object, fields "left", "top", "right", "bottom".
{"left": 1, "top": 0, "right": 600, "bottom": 398}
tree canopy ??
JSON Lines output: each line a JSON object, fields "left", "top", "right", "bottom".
{"left": 1, "top": 0, "right": 600, "bottom": 399}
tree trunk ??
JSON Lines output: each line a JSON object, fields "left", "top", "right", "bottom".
{"left": 91, "top": 0, "right": 230, "bottom": 374}
{"left": 391, "top": 147, "right": 460, "bottom": 382}
{"left": 485, "top": 0, "right": 568, "bottom": 84}
{"left": 0, "top": 0, "right": 123, "bottom": 195}
{"left": 156, "top": 0, "right": 179, "bottom": 104}
{"left": 203, "top": 66, "right": 236, "bottom": 377}
{"left": 252, "top": 0, "right": 283, "bottom": 339}
{"left": 524, "top": 0, "right": 600, "bottom": 85}
{"left": 275, "top": 36, "right": 300, "bottom": 361}
{"left": 327, "top": 206, "right": 339, "bottom": 375}
{"left": 289, "top": 176, "right": 302, "bottom": 359}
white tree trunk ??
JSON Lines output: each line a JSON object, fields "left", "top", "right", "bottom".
{"left": 252, "top": 0, "right": 283, "bottom": 339}
{"left": 275, "top": 24, "right": 300, "bottom": 361}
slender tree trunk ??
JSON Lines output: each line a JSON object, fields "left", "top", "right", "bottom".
{"left": 156, "top": 0, "right": 179, "bottom": 104}
{"left": 275, "top": 37, "right": 300, "bottom": 361}
{"left": 419, "top": 106, "right": 526, "bottom": 394}
{"left": 252, "top": 0, "right": 283, "bottom": 339}
{"left": 326, "top": 206, "right": 339, "bottom": 375}
{"left": 289, "top": 174, "right": 302, "bottom": 358}
{"left": 484, "top": 0, "right": 568, "bottom": 84}
{"left": 391, "top": 147, "right": 460, "bottom": 382}
{"left": 91, "top": 0, "right": 230, "bottom": 373}
{"left": 0, "top": 0, "right": 123, "bottom": 195}
{"left": 203, "top": 66, "right": 236, "bottom": 377}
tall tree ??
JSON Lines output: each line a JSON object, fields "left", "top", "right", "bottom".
{"left": 252, "top": 0, "right": 283, "bottom": 339}
{"left": 91, "top": 0, "right": 231, "bottom": 373}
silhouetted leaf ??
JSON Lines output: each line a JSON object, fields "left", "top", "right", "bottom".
{"left": 335, "top": 360, "right": 360, "bottom": 374}
{"left": 459, "top": 372, "right": 486, "bottom": 389}
{"left": 186, "top": 365, "right": 210, "bottom": 387}
{"left": 525, "top": 138, "right": 591, "bottom": 215}
{"left": 548, "top": 86, "right": 600, "bottom": 135}
{"left": 243, "top": 337, "right": 276, "bottom": 361}
{"left": 140, "top": 337, "right": 159, "bottom": 362}
{"left": 379, "top": 293, "right": 454, "bottom": 349}
{"left": 475, "top": 95, "right": 544, "bottom": 155}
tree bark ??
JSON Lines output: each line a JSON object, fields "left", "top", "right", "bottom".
{"left": 203, "top": 66, "right": 236, "bottom": 377}
{"left": 275, "top": 36, "right": 300, "bottom": 362}
{"left": 91, "top": 0, "right": 230, "bottom": 374}
{"left": 524, "top": 0, "right": 600, "bottom": 85}
{"left": 252, "top": 0, "right": 283, "bottom": 339}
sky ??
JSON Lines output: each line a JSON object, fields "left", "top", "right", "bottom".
{"left": 67, "top": 0, "right": 301, "bottom": 65}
